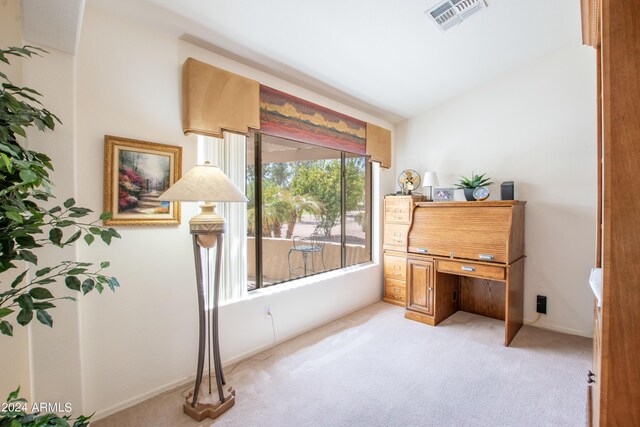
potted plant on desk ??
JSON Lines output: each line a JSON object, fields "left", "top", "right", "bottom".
{"left": 455, "top": 172, "right": 493, "bottom": 201}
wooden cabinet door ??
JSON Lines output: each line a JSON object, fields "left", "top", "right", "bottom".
{"left": 407, "top": 259, "right": 434, "bottom": 315}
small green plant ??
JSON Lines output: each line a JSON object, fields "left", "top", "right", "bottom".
{"left": 1, "top": 387, "right": 91, "bottom": 427}
{"left": 454, "top": 172, "right": 494, "bottom": 189}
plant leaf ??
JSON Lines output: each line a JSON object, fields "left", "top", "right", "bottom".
{"left": 5, "top": 211, "right": 23, "bottom": 223}
{"left": 84, "top": 234, "right": 94, "bottom": 245}
{"left": 69, "top": 207, "right": 91, "bottom": 216}
{"left": 19, "top": 168, "right": 37, "bottom": 183}
{"left": 63, "top": 198, "right": 75, "bottom": 208}
{"left": 36, "top": 309, "right": 53, "bottom": 327}
{"left": 82, "top": 278, "right": 95, "bottom": 295}
{"left": 107, "top": 277, "right": 120, "bottom": 291}
{"left": 16, "top": 235, "right": 37, "bottom": 248}
{"left": 49, "top": 227, "right": 63, "bottom": 245}
{"left": 29, "top": 287, "right": 54, "bottom": 300}
{"left": 99, "top": 211, "right": 113, "bottom": 220}
{"left": 7, "top": 386, "right": 20, "bottom": 400}
{"left": 100, "top": 230, "right": 112, "bottom": 245}
{"left": 16, "top": 294, "right": 34, "bottom": 309}
{"left": 65, "top": 276, "right": 81, "bottom": 291}
{"left": 18, "top": 250, "right": 37, "bottom": 265}
{"left": 64, "top": 230, "right": 82, "bottom": 245}
{"left": 100, "top": 261, "right": 110, "bottom": 269}
{"left": 0, "top": 308, "right": 14, "bottom": 318}
{"left": 35, "top": 267, "right": 52, "bottom": 277}
{"left": 16, "top": 308, "right": 33, "bottom": 326}
{"left": 33, "top": 302, "right": 55, "bottom": 309}
{"left": 0, "top": 321, "right": 13, "bottom": 336}
{"left": 11, "top": 270, "right": 28, "bottom": 288}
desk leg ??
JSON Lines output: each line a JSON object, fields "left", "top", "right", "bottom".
{"left": 505, "top": 257, "right": 525, "bottom": 346}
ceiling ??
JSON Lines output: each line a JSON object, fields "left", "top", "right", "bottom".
{"left": 23, "top": 0, "right": 583, "bottom": 123}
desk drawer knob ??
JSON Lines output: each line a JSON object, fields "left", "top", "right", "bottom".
{"left": 461, "top": 266, "right": 475, "bottom": 272}
{"left": 415, "top": 248, "right": 428, "bottom": 253}
{"left": 479, "top": 254, "right": 494, "bottom": 261}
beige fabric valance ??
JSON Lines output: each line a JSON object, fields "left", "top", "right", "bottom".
{"left": 182, "top": 57, "right": 260, "bottom": 138}
{"left": 366, "top": 123, "right": 391, "bottom": 169}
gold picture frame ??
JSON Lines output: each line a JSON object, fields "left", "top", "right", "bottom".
{"left": 103, "top": 135, "right": 182, "bottom": 226}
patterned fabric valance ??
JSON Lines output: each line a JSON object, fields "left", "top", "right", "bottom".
{"left": 259, "top": 85, "right": 366, "bottom": 155}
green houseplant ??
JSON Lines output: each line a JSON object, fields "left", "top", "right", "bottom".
{"left": 454, "top": 172, "right": 494, "bottom": 201}
{"left": 1, "top": 46, "right": 121, "bottom": 425}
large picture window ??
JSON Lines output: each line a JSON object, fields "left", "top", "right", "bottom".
{"left": 247, "top": 134, "right": 371, "bottom": 290}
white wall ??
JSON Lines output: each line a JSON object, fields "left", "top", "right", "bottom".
{"left": 23, "top": 45, "right": 85, "bottom": 411}
{"left": 395, "top": 44, "right": 596, "bottom": 336}
{"left": 69, "top": 4, "right": 392, "bottom": 418}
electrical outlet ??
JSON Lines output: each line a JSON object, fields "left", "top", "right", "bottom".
{"left": 265, "top": 305, "right": 272, "bottom": 318}
{"left": 536, "top": 295, "right": 547, "bottom": 314}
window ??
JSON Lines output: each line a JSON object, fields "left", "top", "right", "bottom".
{"left": 247, "top": 134, "right": 372, "bottom": 290}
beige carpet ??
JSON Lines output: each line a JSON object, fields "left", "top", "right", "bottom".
{"left": 95, "top": 302, "right": 592, "bottom": 427}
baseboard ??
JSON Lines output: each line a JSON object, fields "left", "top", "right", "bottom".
{"left": 92, "top": 373, "right": 196, "bottom": 421}
{"left": 92, "top": 296, "right": 381, "bottom": 421}
{"left": 525, "top": 319, "right": 592, "bottom": 338}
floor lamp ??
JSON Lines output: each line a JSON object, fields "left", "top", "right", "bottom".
{"left": 159, "top": 162, "right": 247, "bottom": 421}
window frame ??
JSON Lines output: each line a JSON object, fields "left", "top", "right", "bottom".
{"left": 249, "top": 133, "right": 372, "bottom": 290}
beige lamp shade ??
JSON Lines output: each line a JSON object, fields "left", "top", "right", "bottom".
{"left": 158, "top": 163, "right": 248, "bottom": 203}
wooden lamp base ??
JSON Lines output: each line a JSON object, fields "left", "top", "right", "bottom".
{"left": 183, "top": 386, "right": 236, "bottom": 421}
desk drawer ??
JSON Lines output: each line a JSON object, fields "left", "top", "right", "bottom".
{"left": 384, "top": 278, "right": 406, "bottom": 304}
{"left": 385, "top": 199, "right": 412, "bottom": 224}
{"left": 437, "top": 259, "right": 505, "bottom": 281}
{"left": 384, "top": 224, "right": 408, "bottom": 249}
{"left": 384, "top": 254, "right": 406, "bottom": 280}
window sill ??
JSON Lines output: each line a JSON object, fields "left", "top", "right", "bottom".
{"left": 220, "top": 261, "right": 378, "bottom": 307}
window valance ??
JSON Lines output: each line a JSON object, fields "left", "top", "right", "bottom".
{"left": 259, "top": 85, "right": 366, "bottom": 156}
{"left": 365, "top": 123, "right": 391, "bottom": 169}
{"left": 181, "top": 57, "right": 391, "bottom": 168}
{"left": 181, "top": 58, "right": 260, "bottom": 138}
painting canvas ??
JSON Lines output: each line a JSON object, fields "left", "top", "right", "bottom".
{"left": 104, "top": 136, "right": 182, "bottom": 225}
{"left": 259, "top": 85, "right": 366, "bottom": 155}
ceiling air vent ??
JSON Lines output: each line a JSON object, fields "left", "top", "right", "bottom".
{"left": 426, "top": 0, "right": 487, "bottom": 32}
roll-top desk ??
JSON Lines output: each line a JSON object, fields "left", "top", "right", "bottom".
{"left": 383, "top": 197, "right": 526, "bottom": 346}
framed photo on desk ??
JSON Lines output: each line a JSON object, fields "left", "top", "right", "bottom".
{"left": 433, "top": 187, "right": 454, "bottom": 201}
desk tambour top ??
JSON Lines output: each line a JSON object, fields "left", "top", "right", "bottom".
{"left": 408, "top": 201, "right": 525, "bottom": 265}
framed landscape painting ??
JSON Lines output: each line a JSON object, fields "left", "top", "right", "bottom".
{"left": 103, "top": 135, "right": 182, "bottom": 226}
